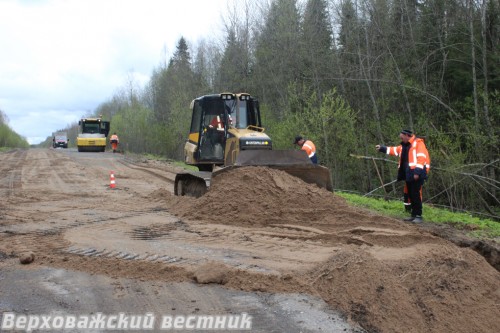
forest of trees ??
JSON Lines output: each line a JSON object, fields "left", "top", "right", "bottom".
{"left": 62, "top": 0, "right": 498, "bottom": 217}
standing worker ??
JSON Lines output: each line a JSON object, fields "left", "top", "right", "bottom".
{"left": 294, "top": 135, "right": 318, "bottom": 164}
{"left": 375, "top": 129, "right": 430, "bottom": 223}
{"left": 110, "top": 132, "right": 119, "bottom": 153}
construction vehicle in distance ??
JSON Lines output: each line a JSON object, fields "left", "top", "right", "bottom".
{"left": 76, "top": 116, "right": 110, "bottom": 152}
{"left": 52, "top": 131, "right": 68, "bottom": 148}
{"left": 174, "top": 92, "right": 333, "bottom": 197}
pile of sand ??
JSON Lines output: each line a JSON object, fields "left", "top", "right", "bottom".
{"left": 165, "top": 166, "right": 375, "bottom": 227}
{"left": 307, "top": 246, "right": 499, "bottom": 333}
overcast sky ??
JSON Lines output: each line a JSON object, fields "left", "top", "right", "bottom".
{"left": 0, "top": 0, "right": 228, "bottom": 144}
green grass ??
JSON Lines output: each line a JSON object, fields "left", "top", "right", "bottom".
{"left": 0, "top": 147, "right": 24, "bottom": 153}
{"left": 170, "top": 160, "right": 197, "bottom": 171}
{"left": 139, "top": 153, "right": 197, "bottom": 171}
{"left": 142, "top": 153, "right": 167, "bottom": 161}
{"left": 336, "top": 192, "right": 500, "bottom": 240}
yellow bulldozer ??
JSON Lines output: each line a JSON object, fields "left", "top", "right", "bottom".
{"left": 174, "top": 92, "right": 333, "bottom": 197}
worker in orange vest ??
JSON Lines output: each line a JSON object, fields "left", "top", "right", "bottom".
{"left": 294, "top": 135, "right": 318, "bottom": 164}
{"left": 209, "top": 113, "right": 233, "bottom": 131}
{"left": 110, "top": 133, "right": 119, "bottom": 153}
{"left": 208, "top": 113, "right": 233, "bottom": 144}
{"left": 376, "top": 129, "right": 430, "bottom": 223}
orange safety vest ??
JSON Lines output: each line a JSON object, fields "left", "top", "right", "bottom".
{"left": 385, "top": 135, "right": 430, "bottom": 171}
{"left": 209, "top": 115, "right": 233, "bottom": 131}
{"left": 210, "top": 116, "right": 224, "bottom": 131}
{"left": 302, "top": 140, "right": 316, "bottom": 159}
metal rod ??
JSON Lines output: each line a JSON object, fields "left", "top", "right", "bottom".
{"left": 364, "top": 179, "right": 398, "bottom": 197}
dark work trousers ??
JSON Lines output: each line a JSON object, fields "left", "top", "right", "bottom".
{"left": 406, "top": 178, "right": 424, "bottom": 217}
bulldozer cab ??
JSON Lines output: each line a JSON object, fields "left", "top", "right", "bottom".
{"left": 197, "top": 99, "right": 229, "bottom": 163}
{"left": 192, "top": 93, "right": 261, "bottom": 165}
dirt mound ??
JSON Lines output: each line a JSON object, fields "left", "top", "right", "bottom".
{"left": 163, "top": 166, "right": 500, "bottom": 333}
{"left": 307, "top": 246, "right": 499, "bottom": 333}
{"left": 421, "top": 222, "right": 500, "bottom": 270}
{"left": 166, "top": 166, "right": 373, "bottom": 227}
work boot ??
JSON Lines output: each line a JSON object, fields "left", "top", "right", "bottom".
{"left": 403, "top": 216, "right": 415, "bottom": 222}
{"left": 412, "top": 216, "right": 423, "bottom": 223}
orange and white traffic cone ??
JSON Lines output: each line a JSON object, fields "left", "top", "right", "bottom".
{"left": 110, "top": 171, "right": 116, "bottom": 189}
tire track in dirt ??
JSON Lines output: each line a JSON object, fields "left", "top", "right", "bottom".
{"left": 58, "top": 215, "right": 337, "bottom": 274}
{"left": 0, "top": 149, "right": 175, "bottom": 255}
{"left": 118, "top": 158, "right": 176, "bottom": 183}
{"left": 0, "top": 149, "right": 26, "bottom": 197}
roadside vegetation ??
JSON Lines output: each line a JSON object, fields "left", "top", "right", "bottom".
{"left": 49, "top": 0, "right": 498, "bottom": 220}
{"left": 338, "top": 192, "right": 500, "bottom": 241}
{"left": 0, "top": 110, "right": 29, "bottom": 150}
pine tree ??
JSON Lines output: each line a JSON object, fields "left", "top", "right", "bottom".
{"left": 301, "top": 0, "right": 334, "bottom": 101}
{"left": 253, "top": 0, "right": 302, "bottom": 119}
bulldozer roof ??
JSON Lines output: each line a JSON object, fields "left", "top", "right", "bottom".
{"left": 194, "top": 93, "right": 253, "bottom": 101}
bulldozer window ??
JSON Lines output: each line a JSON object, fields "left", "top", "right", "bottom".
{"left": 222, "top": 100, "right": 235, "bottom": 126}
{"left": 237, "top": 103, "right": 248, "bottom": 128}
{"left": 249, "top": 101, "right": 259, "bottom": 126}
{"left": 202, "top": 100, "right": 225, "bottom": 127}
{"left": 234, "top": 99, "right": 259, "bottom": 128}
{"left": 196, "top": 99, "right": 227, "bottom": 161}
{"left": 191, "top": 101, "right": 203, "bottom": 133}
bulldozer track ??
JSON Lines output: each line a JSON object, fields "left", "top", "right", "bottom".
{"left": 57, "top": 218, "right": 336, "bottom": 274}
{"left": 64, "top": 246, "right": 188, "bottom": 263}
{"left": 0, "top": 207, "right": 168, "bottom": 237}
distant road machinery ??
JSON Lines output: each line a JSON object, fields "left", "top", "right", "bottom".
{"left": 76, "top": 116, "right": 110, "bottom": 152}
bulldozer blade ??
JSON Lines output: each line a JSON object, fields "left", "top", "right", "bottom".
{"left": 268, "top": 164, "right": 333, "bottom": 192}
{"left": 213, "top": 150, "right": 333, "bottom": 192}
{"left": 235, "top": 150, "right": 313, "bottom": 166}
